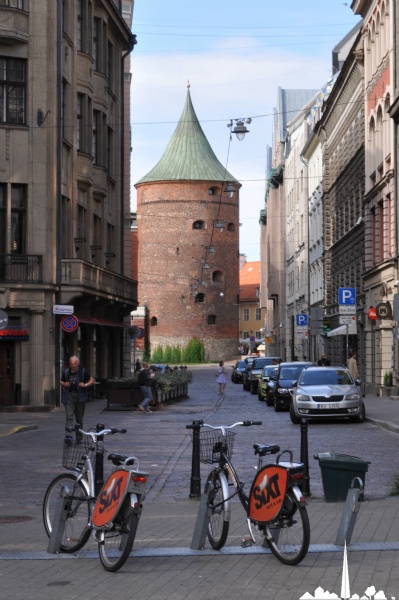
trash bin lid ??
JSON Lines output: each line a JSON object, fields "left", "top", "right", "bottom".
{"left": 314, "top": 453, "right": 369, "bottom": 472}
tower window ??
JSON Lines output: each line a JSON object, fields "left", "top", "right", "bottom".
{"left": 193, "top": 220, "right": 205, "bottom": 230}
{"left": 207, "top": 314, "right": 216, "bottom": 325}
{"left": 150, "top": 317, "right": 157, "bottom": 326}
{"left": 195, "top": 293, "right": 205, "bottom": 303}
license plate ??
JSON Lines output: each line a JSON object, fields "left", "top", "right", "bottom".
{"left": 317, "top": 403, "right": 340, "bottom": 410}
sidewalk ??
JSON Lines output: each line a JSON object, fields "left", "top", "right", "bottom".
{"left": 1, "top": 377, "right": 399, "bottom": 599}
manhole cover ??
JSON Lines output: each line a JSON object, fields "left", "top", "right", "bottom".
{"left": 0, "top": 516, "right": 33, "bottom": 524}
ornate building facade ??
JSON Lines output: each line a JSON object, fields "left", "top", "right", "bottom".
{"left": 0, "top": 1, "right": 137, "bottom": 407}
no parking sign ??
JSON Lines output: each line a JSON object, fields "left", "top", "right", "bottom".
{"left": 61, "top": 315, "right": 79, "bottom": 333}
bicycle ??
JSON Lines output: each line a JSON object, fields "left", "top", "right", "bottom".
{"left": 188, "top": 420, "right": 310, "bottom": 565}
{"left": 43, "top": 423, "right": 149, "bottom": 572}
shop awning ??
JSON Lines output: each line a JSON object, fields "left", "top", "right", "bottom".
{"left": 76, "top": 316, "right": 132, "bottom": 329}
{"left": 327, "top": 322, "right": 357, "bottom": 337}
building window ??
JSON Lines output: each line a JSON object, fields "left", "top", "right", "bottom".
{"left": 92, "top": 110, "right": 99, "bottom": 163}
{"left": 243, "top": 308, "right": 249, "bottom": 321}
{"left": 207, "top": 314, "right": 216, "bottom": 325}
{"left": 77, "top": 93, "right": 83, "bottom": 150}
{"left": 61, "top": 196, "right": 72, "bottom": 258}
{"left": 107, "top": 41, "right": 114, "bottom": 91}
{"left": 150, "top": 317, "right": 157, "bottom": 326}
{"left": 212, "top": 270, "right": 223, "bottom": 282}
{"left": 11, "top": 184, "right": 26, "bottom": 254}
{"left": 242, "top": 331, "right": 249, "bottom": 339}
{"left": 227, "top": 222, "right": 235, "bottom": 231}
{"left": 255, "top": 307, "right": 261, "bottom": 320}
{"left": 193, "top": 220, "right": 205, "bottom": 230}
{"left": 1, "top": 1, "right": 24, "bottom": 8}
{"left": 0, "top": 183, "right": 6, "bottom": 254}
{"left": 0, "top": 57, "right": 26, "bottom": 125}
{"left": 256, "top": 330, "right": 263, "bottom": 339}
{"left": 77, "top": 0, "right": 92, "bottom": 55}
{"left": 195, "top": 293, "right": 205, "bottom": 303}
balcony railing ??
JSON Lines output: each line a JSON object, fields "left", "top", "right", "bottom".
{"left": 0, "top": 254, "right": 43, "bottom": 283}
{"left": 61, "top": 259, "right": 137, "bottom": 304}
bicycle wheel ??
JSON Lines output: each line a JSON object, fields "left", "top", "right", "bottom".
{"left": 98, "top": 509, "right": 139, "bottom": 572}
{"left": 43, "top": 473, "right": 91, "bottom": 553}
{"left": 264, "top": 491, "right": 310, "bottom": 565}
{"left": 205, "top": 470, "right": 229, "bottom": 550}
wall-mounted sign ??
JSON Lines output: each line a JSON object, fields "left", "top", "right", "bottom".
{"left": 367, "top": 307, "right": 377, "bottom": 321}
{"left": 376, "top": 301, "right": 392, "bottom": 320}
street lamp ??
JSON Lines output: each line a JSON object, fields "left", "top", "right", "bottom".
{"left": 228, "top": 118, "right": 252, "bottom": 141}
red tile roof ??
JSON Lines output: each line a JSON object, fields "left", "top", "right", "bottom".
{"left": 239, "top": 261, "right": 260, "bottom": 302}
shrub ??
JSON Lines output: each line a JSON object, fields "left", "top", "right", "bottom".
{"left": 383, "top": 371, "right": 393, "bottom": 387}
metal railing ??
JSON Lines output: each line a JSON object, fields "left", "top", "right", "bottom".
{"left": 0, "top": 254, "right": 42, "bottom": 283}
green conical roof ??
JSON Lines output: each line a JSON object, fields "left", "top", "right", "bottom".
{"left": 136, "top": 89, "right": 239, "bottom": 185}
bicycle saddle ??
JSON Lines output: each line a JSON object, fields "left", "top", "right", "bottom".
{"left": 253, "top": 443, "right": 280, "bottom": 457}
{"left": 108, "top": 452, "right": 130, "bottom": 466}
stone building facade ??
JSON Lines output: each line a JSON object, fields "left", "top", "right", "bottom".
{"left": 352, "top": 0, "right": 396, "bottom": 391}
{"left": 0, "top": 1, "right": 137, "bottom": 407}
{"left": 135, "top": 90, "right": 240, "bottom": 361}
{"left": 315, "top": 29, "right": 365, "bottom": 369}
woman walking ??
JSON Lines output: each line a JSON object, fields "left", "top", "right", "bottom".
{"left": 216, "top": 361, "right": 227, "bottom": 397}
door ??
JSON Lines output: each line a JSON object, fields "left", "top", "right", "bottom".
{"left": 0, "top": 343, "right": 14, "bottom": 405}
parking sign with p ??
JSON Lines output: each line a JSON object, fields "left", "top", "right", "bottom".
{"left": 338, "top": 288, "right": 356, "bottom": 305}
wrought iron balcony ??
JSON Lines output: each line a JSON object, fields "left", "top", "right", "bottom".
{"left": 0, "top": 254, "right": 43, "bottom": 284}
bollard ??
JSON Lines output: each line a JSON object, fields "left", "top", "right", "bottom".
{"left": 47, "top": 485, "right": 70, "bottom": 554}
{"left": 335, "top": 476, "right": 364, "bottom": 546}
{"left": 186, "top": 420, "right": 202, "bottom": 498}
{"left": 300, "top": 418, "right": 311, "bottom": 496}
{"left": 190, "top": 491, "right": 211, "bottom": 549}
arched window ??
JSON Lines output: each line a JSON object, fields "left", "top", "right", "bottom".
{"left": 150, "top": 316, "right": 157, "bottom": 326}
{"left": 384, "top": 94, "right": 391, "bottom": 160}
{"left": 227, "top": 222, "right": 235, "bottom": 232}
{"left": 193, "top": 220, "right": 205, "bottom": 230}
{"left": 195, "top": 293, "right": 205, "bottom": 303}
{"left": 212, "top": 270, "right": 223, "bottom": 282}
{"left": 375, "top": 11, "right": 381, "bottom": 66}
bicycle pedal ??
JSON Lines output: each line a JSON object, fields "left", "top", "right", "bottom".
{"left": 241, "top": 537, "right": 255, "bottom": 548}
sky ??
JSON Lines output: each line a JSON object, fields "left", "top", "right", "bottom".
{"left": 129, "top": 1, "right": 362, "bottom": 262}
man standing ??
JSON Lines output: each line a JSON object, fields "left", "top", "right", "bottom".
{"left": 348, "top": 351, "right": 359, "bottom": 379}
{"left": 137, "top": 361, "right": 153, "bottom": 413}
{"left": 60, "top": 356, "right": 94, "bottom": 443}
{"left": 318, "top": 354, "right": 331, "bottom": 366}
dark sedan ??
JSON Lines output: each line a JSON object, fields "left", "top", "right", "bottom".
{"left": 273, "top": 362, "right": 313, "bottom": 411}
{"left": 231, "top": 360, "right": 247, "bottom": 384}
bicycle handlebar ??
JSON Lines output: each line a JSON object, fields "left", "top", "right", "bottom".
{"left": 186, "top": 420, "right": 262, "bottom": 430}
{"left": 67, "top": 425, "right": 127, "bottom": 437}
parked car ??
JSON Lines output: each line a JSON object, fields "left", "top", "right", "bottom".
{"left": 150, "top": 364, "right": 169, "bottom": 373}
{"left": 290, "top": 366, "right": 365, "bottom": 424}
{"left": 231, "top": 360, "right": 247, "bottom": 384}
{"left": 243, "top": 356, "right": 281, "bottom": 393}
{"left": 258, "top": 365, "right": 278, "bottom": 402}
{"left": 273, "top": 362, "right": 313, "bottom": 411}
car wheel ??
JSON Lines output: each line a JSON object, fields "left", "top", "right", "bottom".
{"left": 250, "top": 384, "right": 256, "bottom": 395}
{"left": 265, "top": 395, "right": 273, "bottom": 407}
{"left": 258, "top": 391, "right": 264, "bottom": 401}
{"left": 274, "top": 397, "right": 281, "bottom": 412}
{"left": 354, "top": 401, "right": 366, "bottom": 423}
{"left": 290, "top": 403, "right": 300, "bottom": 424}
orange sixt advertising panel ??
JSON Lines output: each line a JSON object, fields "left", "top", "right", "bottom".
{"left": 248, "top": 465, "right": 288, "bottom": 523}
{"left": 91, "top": 470, "right": 131, "bottom": 528}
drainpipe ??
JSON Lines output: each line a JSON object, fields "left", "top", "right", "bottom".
{"left": 300, "top": 152, "right": 310, "bottom": 360}
{"left": 120, "top": 34, "right": 137, "bottom": 275}
{"left": 55, "top": 0, "right": 63, "bottom": 406}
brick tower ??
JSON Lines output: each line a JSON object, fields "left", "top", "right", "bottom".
{"left": 135, "top": 88, "right": 240, "bottom": 361}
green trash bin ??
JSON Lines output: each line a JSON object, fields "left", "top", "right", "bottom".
{"left": 314, "top": 452, "right": 370, "bottom": 502}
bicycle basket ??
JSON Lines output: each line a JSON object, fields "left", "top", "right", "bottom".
{"left": 199, "top": 430, "right": 235, "bottom": 464}
{"left": 62, "top": 439, "right": 94, "bottom": 470}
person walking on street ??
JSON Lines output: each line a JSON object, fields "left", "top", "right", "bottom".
{"left": 348, "top": 351, "right": 359, "bottom": 379}
{"left": 137, "top": 361, "right": 153, "bottom": 413}
{"left": 318, "top": 354, "right": 331, "bottom": 366}
{"left": 216, "top": 361, "right": 227, "bottom": 397}
{"left": 60, "top": 356, "right": 94, "bottom": 443}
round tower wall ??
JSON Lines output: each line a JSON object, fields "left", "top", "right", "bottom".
{"left": 136, "top": 180, "right": 240, "bottom": 360}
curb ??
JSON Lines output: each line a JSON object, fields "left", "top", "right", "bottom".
{"left": 0, "top": 425, "right": 39, "bottom": 438}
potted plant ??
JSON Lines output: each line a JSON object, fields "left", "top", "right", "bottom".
{"left": 380, "top": 371, "right": 397, "bottom": 397}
